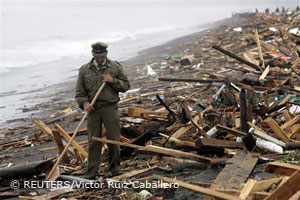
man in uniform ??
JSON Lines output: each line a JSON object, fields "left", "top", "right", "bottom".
{"left": 75, "top": 42, "right": 130, "bottom": 179}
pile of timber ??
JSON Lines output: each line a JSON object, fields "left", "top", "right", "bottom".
{"left": 0, "top": 8, "right": 300, "bottom": 200}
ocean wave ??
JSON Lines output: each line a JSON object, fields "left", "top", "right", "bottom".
{"left": 0, "top": 26, "right": 180, "bottom": 74}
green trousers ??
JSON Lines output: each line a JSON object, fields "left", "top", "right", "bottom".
{"left": 85, "top": 103, "right": 121, "bottom": 178}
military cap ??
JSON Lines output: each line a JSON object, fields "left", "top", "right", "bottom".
{"left": 91, "top": 42, "right": 108, "bottom": 57}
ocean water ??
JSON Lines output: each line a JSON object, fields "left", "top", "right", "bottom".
{"left": 0, "top": 0, "right": 299, "bottom": 127}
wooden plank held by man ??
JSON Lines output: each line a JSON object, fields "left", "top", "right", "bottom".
{"left": 46, "top": 82, "right": 106, "bottom": 181}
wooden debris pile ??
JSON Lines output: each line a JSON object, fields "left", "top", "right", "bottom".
{"left": 1, "top": 8, "right": 300, "bottom": 200}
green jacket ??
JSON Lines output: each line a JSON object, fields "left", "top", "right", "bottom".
{"left": 75, "top": 58, "right": 130, "bottom": 109}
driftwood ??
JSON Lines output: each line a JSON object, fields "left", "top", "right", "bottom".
{"left": 158, "top": 77, "right": 223, "bottom": 83}
{"left": 212, "top": 45, "right": 261, "bottom": 71}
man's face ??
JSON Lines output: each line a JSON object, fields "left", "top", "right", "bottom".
{"left": 94, "top": 52, "right": 107, "bottom": 64}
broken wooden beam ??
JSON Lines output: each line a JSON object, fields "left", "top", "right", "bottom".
{"left": 264, "top": 170, "right": 300, "bottom": 200}
{"left": 265, "top": 118, "right": 290, "bottom": 142}
{"left": 149, "top": 144, "right": 212, "bottom": 162}
{"left": 54, "top": 123, "right": 88, "bottom": 159}
{"left": 278, "top": 94, "right": 291, "bottom": 106}
{"left": 52, "top": 129, "right": 70, "bottom": 164}
{"left": 211, "top": 151, "right": 259, "bottom": 190}
{"left": 285, "top": 142, "right": 300, "bottom": 150}
{"left": 175, "top": 140, "right": 200, "bottom": 151}
{"left": 216, "top": 125, "right": 247, "bottom": 137}
{"left": 195, "top": 138, "right": 244, "bottom": 149}
{"left": 128, "top": 107, "right": 168, "bottom": 119}
{"left": 32, "top": 119, "right": 53, "bottom": 137}
{"left": 237, "top": 177, "right": 284, "bottom": 192}
{"left": 248, "top": 123, "right": 286, "bottom": 147}
{"left": 171, "top": 115, "right": 199, "bottom": 139}
{"left": 259, "top": 66, "right": 270, "bottom": 80}
{"left": 158, "top": 77, "right": 223, "bottom": 83}
{"left": 156, "top": 94, "right": 182, "bottom": 122}
{"left": 182, "top": 100, "right": 207, "bottom": 137}
{"left": 92, "top": 137, "right": 211, "bottom": 163}
{"left": 240, "top": 88, "right": 256, "bottom": 151}
{"left": 112, "top": 165, "right": 158, "bottom": 181}
{"left": 287, "top": 58, "right": 300, "bottom": 73}
{"left": 158, "top": 156, "right": 227, "bottom": 171}
{"left": 266, "top": 103, "right": 286, "bottom": 114}
{"left": 159, "top": 133, "right": 212, "bottom": 153}
{"left": 212, "top": 45, "right": 260, "bottom": 71}
{"left": 264, "top": 162, "right": 300, "bottom": 176}
{"left": 170, "top": 162, "right": 211, "bottom": 172}
{"left": 240, "top": 88, "right": 249, "bottom": 133}
{"left": 239, "top": 179, "right": 257, "bottom": 200}
{"left": 280, "top": 115, "right": 300, "bottom": 130}
{"left": 255, "top": 28, "right": 265, "bottom": 71}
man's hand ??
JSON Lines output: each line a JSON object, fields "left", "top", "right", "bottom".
{"left": 103, "top": 74, "right": 114, "bottom": 83}
{"left": 84, "top": 103, "right": 94, "bottom": 113}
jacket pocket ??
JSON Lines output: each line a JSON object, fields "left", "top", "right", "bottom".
{"left": 84, "top": 75, "right": 97, "bottom": 90}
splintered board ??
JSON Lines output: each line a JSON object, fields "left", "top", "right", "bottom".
{"left": 264, "top": 162, "right": 300, "bottom": 176}
{"left": 210, "top": 151, "right": 259, "bottom": 190}
{"left": 264, "top": 170, "right": 300, "bottom": 200}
